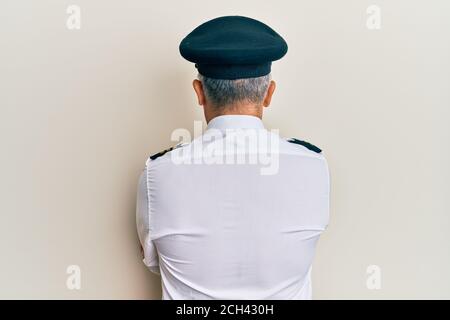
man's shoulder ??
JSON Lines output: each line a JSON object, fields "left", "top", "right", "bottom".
{"left": 279, "top": 136, "right": 326, "bottom": 160}
{"left": 145, "top": 142, "right": 189, "bottom": 165}
{"left": 144, "top": 135, "right": 327, "bottom": 166}
{"left": 285, "top": 137, "right": 322, "bottom": 154}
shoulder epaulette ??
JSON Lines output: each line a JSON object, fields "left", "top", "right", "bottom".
{"left": 287, "top": 138, "right": 322, "bottom": 153}
{"left": 149, "top": 143, "right": 185, "bottom": 161}
{"left": 149, "top": 146, "right": 174, "bottom": 160}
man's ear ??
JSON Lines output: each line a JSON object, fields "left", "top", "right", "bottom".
{"left": 193, "top": 79, "right": 206, "bottom": 106}
{"left": 263, "top": 80, "right": 276, "bottom": 107}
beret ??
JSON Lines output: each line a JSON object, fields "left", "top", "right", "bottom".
{"left": 179, "top": 16, "right": 288, "bottom": 80}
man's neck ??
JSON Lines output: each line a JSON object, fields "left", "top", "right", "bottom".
{"left": 205, "top": 104, "right": 263, "bottom": 123}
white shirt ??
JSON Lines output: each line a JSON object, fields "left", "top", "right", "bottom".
{"left": 136, "top": 115, "right": 330, "bottom": 299}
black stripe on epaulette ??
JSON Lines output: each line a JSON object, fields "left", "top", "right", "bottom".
{"left": 149, "top": 146, "right": 175, "bottom": 161}
{"left": 287, "top": 138, "right": 322, "bottom": 153}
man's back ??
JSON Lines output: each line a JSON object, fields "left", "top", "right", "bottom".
{"left": 137, "top": 115, "right": 330, "bottom": 299}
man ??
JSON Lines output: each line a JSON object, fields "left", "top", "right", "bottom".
{"left": 136, "top": 16, "right": 330, "bottom": 299}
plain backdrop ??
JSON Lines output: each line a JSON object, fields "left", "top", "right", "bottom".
{"left": 1, "top": 0, "right": 449, "bottom": 299}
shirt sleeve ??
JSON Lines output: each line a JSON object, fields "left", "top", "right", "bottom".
{"left": 136, "top": 166, "right": 160, "bottom": 275}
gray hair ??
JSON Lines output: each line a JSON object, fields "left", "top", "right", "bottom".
{"left": 198, "top": 73, "right": 271, "bottom": 109}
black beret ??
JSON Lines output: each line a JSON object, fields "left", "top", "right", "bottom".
{"left": 179, "top": 16, "right": 288, "bottom": 80}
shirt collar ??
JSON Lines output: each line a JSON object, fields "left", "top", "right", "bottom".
{"left": 206, "top": 115, "right": 265, "bottom": 130}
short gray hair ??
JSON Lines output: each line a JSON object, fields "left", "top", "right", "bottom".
{"left": 198, "top": 73, "right": 271, "bottom": 109}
